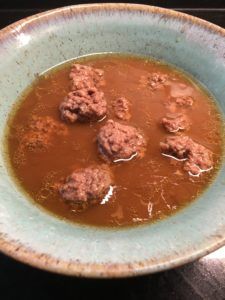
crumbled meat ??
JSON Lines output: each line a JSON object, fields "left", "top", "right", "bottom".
{"left": 22, "top": 131, "right": 51, "bottom": 150}
{"left": 29, "top": 116, "right": 67, "bottom": 134}
{"left": 165, "top": 96, "right": 194, "bottom": 113}
{"left": 175, "top": 96, "right": 194, "bottom": 107}
{"left": 141, "top": 72, "right": 168, "bottom": 90}
{"left": 59, "top": 166, "right": 113, "bottom": 210}
{"left": 22, "top": 116, "right": 68, "bottom": 151}
{"left": 69, "top": 63, "right": 105, "bottom": 90}
{"left": 59, "top": 87, "right": 107, "bottom": 123}
{"left": 160, "top": 135, "right": 213, "bottom": 176}
{"left": 97, "top": 120, "right": 146, "bottom": 162}
{"left": 113, "top": 97, "right": 131, "bottom": 120}
{"left": 161, "top": 114, "right": 190, "bottom": 133}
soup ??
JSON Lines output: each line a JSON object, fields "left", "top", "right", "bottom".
{"left": 6, "top": 54, "right": 223, "bottom": 227}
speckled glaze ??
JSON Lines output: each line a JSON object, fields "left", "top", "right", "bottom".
{"left": 0, "top": 3, "right": 225, "bottom": 278}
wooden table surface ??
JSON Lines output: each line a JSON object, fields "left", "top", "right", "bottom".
{"left": 0, "top": 1, "right": 225, "bottom": 299}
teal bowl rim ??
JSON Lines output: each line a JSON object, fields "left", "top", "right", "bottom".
{"left": 0, "top": 3, "right": 225, "bottom": 278}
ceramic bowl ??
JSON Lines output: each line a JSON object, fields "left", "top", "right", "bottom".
{"left": 0, "top": 3, "right": 225, "bottom": 278}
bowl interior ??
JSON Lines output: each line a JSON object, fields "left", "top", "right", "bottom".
{"left": 0, "top": 4, "right": 225, "bottom": 277}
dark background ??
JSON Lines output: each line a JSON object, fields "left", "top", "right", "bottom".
{"left": 0, "top": 0, "right": 225, "bottom": 27}
{"left": 1, "top": 1, "right": 225, "bottom": 300}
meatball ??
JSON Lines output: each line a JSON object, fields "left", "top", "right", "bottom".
{"left": 161, "top": 114, "right": 190, "bottom": 133}
{"left": 184, "top": 141, "right": 213, "bottom": 176}
{"left": 60, "top": 63, "right": 107, "bottom": 123}
{"left": 160, "top": 135, "right": 190, "bottom": 159}
{"left": 141, "top": 72, "right": 168, "bottom": 90}
{"left": 59, "top": 166, "right": 113, "bottom": 209}
{"left": 97, "top": 120, "right": 146, "bottom": 162}
{"left": 69, "top": 63, "right": 105, "bottom": 90}
{"left": 113, "top": 97, "right": 131, "bottom": 121}
{"left": 59, "top": 87, "right": 107, "bottom": 123}
{"left": 160, "top": 135, "right": 213, "bottom": 176}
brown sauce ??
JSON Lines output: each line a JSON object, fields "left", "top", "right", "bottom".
{"left": 6, "top": 54, "right": 224, "bottom": 227}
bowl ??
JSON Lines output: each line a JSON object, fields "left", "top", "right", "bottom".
{"left": 0, "top": 3, "right": 225, "bottom": 278}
